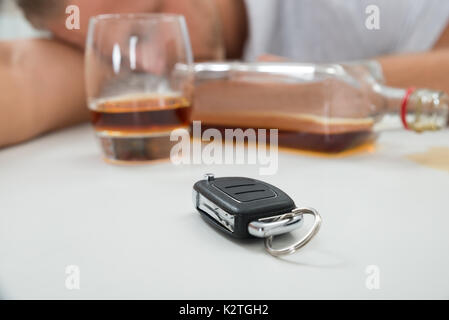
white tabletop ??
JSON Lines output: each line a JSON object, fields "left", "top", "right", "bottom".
{"left": 0, "top": 124, "right": 448, "bottom": 299}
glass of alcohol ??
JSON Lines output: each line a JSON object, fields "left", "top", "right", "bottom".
{"left": 85, "top": 14, "right": 193, "bottom": 163}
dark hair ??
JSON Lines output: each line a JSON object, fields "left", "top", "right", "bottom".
{"left": 16, "top": 0, "right": 63, "bottom": 27}
{"left": 17, "top": 0, "right": 62, "bottom": 18}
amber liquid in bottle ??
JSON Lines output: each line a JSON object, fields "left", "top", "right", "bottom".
{"left": 191, "top": 62, "right": 448, "bottom": 155}
{"left": 90, "top": 95, "right": 191, "bottom": 162}
{"left": 276, "top": 129, "right": 376, "bottom": 153}
{"left": 197, "top": 125, "right": 376, "bottom": 154}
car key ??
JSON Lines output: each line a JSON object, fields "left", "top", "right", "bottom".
{"left": 193, "top": 174, "right": 322, "bottom": 256}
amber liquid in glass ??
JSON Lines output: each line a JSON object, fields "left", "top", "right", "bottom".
{"left": 90, "top": 95, "right": 191, "bottom": 162}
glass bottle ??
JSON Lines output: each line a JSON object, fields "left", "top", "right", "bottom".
{"left": 188, "top": 61, "right": 448, "bottom": 153}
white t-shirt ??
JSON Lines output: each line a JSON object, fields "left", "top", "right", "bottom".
{"left": 244, "top": 0, "right": 449, "bottom": 62}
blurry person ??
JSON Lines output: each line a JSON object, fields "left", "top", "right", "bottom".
{"left": 0, "top": 0, "right": 448, "bottom": 147}
{"left": 0, "top": 0, "right": 247, "bottom": 147}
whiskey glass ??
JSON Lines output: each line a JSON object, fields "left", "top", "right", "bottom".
{"left": 85, "top": 14, "right": 193, "bottom": 163}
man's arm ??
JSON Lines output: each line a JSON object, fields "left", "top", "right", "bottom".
{"left": 0, "top": 39, "right": 87, "bottom": 148}
{"left": 378, "top": 22, "right": 449, "bottom": 92}
{"left": 378, "top": 49, "right": 449, "bottom": 93}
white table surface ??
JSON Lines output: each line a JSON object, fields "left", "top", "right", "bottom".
{"left": 0, "top": 124, "right": 448, "bottom": 299}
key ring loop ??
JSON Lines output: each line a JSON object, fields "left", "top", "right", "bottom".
{"left": 264, "top": 207, "right": 322, "bottom": 257}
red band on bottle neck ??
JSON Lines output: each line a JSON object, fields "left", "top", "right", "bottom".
{"left": 401, "top": 87, "right": 416, "bottom": 130}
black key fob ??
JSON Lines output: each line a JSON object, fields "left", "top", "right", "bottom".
{"left": 193, "top": 174, "right": 322, "bottom": 256}
{"left": 193, "top": 174, "right": 298, "bottom": 238}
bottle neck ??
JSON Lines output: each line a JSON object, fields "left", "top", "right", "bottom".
{"left": 376, "top": 85, "right": 449, "bottom": 132}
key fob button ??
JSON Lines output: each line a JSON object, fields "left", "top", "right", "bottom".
{"left": 212, "top": 178, "right": 276, "bottom": 202}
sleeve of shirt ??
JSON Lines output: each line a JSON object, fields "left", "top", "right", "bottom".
{"left": 242, "top": 0, "right": 279, "bottom": 61}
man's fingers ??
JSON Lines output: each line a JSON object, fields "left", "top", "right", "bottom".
{"left": 257, "top": 54, "right": 288, "bottom": 62}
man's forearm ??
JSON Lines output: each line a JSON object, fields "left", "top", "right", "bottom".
{"left": 0, "top": 39, "right": 87, "bottom": 148}
{"left": 378, "top": 49, "right": 449, "bottom": 93}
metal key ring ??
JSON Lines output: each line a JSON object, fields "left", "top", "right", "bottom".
{"left": 248, "top": 212, "right": 304, "bottom": 238}
{"left": 264, "top": 207, "right": 322, "bottom": 257}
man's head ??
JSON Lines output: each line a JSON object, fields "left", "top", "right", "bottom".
{"left": 15, "top": 0, "right": 170, "bottom": 49}
{"left": 16, "top": 0, "right": 63, "bottom": 29}
{"left": 15, "top": 0, "right": 228, "bottom": 60}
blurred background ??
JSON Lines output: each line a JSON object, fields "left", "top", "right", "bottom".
{"left": 0, "top": 0, "right": 48, "bottom": 40}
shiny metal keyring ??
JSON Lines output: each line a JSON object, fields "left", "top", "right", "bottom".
{"left": 263, "top": 207, "right": 322, "bottom": 257}
{"left": 247, "top": 211, "right": 304, "bottom": 238}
